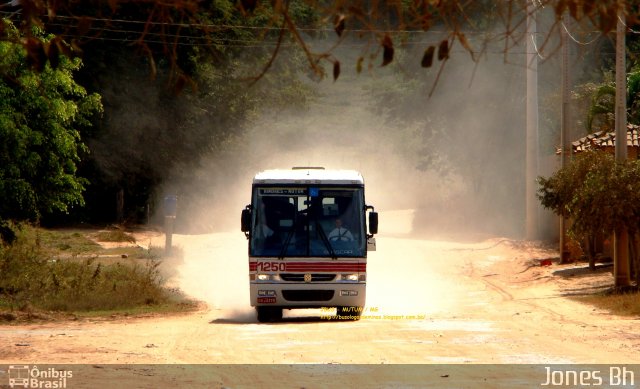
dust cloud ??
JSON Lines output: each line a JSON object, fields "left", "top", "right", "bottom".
{"left": 156, "top": 23, "right": 597, "bottom": 316}
{"left": 166, "top": 40, "right": 535, "bottom": 241}
{"left": 164, "top": 232, "right": 256, "bottom": 321}
{"left": 154, "top": 41, "right": 531, "bottom": 319}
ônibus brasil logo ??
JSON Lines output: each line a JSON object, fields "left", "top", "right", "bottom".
{"left": 8, "top": 365, "right": 73, "bottom": 388}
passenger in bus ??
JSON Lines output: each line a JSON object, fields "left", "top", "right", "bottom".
{"left": 328, "top": 218, "right": 354, "bottom": 241}
{"left": 255, "top": 203, "right": 274, "bottom": 238}
{"left": 255, "top": 219, "right": 274, "bottom": 240}
{"left": 253, "top": 203, "right": 278, "bottom": 254}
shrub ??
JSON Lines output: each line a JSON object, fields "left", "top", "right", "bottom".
{"left": 0, "top": 227, "right": 173, "bottom": 312}
{"left": 538, "top": 150, "right": 640, "bottom": 281}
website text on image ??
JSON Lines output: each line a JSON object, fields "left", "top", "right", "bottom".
{"left": 240, "top": 167, "right": 378, "bottom": 322}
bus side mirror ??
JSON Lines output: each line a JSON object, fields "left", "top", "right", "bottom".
{"left": 241, "top": 208, "right": 252, "bottom": 233}
{"left": 368, "top": 211, "right": 378, "bottom": 235}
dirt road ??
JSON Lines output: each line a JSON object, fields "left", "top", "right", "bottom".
{"left": 1, "top": 210, "right": 639, "bottom": 387}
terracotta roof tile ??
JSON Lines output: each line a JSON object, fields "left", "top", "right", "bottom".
{"left": 557, "top": 124, "right": 640, "bottom": 154}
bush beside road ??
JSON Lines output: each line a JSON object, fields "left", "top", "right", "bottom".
{"left": 0, "top": 225, "right": 194, "bottom": 320}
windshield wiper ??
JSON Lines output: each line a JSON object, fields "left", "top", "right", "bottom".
{"left": 316, "top": 219, "right": 337, "bottom": 259}
{"left": 278, "top": 225, "right": 296, "bottom": 259}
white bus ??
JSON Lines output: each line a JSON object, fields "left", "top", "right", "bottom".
{"left": 241, "top": 167, "right": 378, "bottom": 322}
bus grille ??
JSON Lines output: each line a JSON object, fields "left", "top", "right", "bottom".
{"left": 280, "top": 273, "right": 336, "bottom": 282}
{"left": 282, "top": 290, "right": 334, "bottom": 302}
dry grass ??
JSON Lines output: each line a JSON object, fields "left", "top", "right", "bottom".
{"left": 0, "top": 225, "right": 192, "bottom": 318}
{"left": 578, "top": 290, "right": 640, "bottom": 316}
{"left": 95, "top": 229, "right": 136, "bottom": 243}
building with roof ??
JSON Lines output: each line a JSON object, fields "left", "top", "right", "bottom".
{"left": 554, "top": 124, "right": 640, "bottom": 262}
{"left": 563, "top": 124, "right": 640, "bottom": 157}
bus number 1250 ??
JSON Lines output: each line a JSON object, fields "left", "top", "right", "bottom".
{"left": 255, "top": 262, "right": 286, "bottom": 272}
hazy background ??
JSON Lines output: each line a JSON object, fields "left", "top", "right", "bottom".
{"left": 159, "top": 40, "right": 530, "bottom": 240}
{"left": 143, "top": 10, "right": 611, "bottom": 315}
{"left": 149, "top": 10, "right": 607, "bottom": 242}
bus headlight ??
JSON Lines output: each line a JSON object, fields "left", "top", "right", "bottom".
{"left": 256, "top": 274, "right": 271, "bottom": 281}
{"left": 340, "top": 274, "right": 359, "bottom": 282}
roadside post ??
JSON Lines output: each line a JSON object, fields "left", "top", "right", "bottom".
{"left": 164, "top": 195, "right": 177, "bottom": 255}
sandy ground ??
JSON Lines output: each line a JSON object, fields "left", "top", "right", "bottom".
{"left": 1, "top": 210, "right": 639, "bottom": 387}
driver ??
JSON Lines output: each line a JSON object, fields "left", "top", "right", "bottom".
{"left": 328, "top": 218, "right": 354, "bottom": 241}
{"left": 254, "top": 203, "right": 275, "bottom": 251}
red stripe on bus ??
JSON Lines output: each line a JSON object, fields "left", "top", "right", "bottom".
{"left": 249, "top": 262, "right": 366, "bottom": 272}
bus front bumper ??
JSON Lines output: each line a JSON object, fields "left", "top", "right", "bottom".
{"left": 250, "top": 282, "right": 366, "bottom": 308}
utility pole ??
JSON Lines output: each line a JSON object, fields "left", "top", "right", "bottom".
{"left": 559, "top": 14, "right": 571, "bottom": 263}
{"left": 525, "top": 0, "right": 539, "bottom": 241}
{"left": 614, "top": 6, "right": 631, "bottom": 287}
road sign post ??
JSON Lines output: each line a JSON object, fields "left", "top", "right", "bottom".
{"left": 164, "top": 195, "right": 177, "bottom": 256}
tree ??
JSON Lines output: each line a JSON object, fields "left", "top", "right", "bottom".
{"left": 1, "top": 1, "right": 637, "bottom": 85}
{"left": 538, "top": 149, "right": 640, "bottom": 281}
{"left": 582, "top": 67, "right": 640, "bottom": 133}
{"left": 57, "top": 0, "right": 318, "bottom": 225}
{"left": 0, "top": 21, "right": 103, "bottom": 242}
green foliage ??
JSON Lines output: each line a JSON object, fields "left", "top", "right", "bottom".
{"left": 580, "top": 67, "right": 640, "bottom": 133}
{"left": 0, "top": 21, "right": 103, "bottom": 235}
{"left": 585, "top": 80, "right": 616, "bottom": 133}
{"left": 628, "top": 67, "right": 640, "bottom": 125}
{"left": 538, "top": 150, "right": 640, "bottom": 241}
{"left": 66, "top": 1, "right": 318, "bottom": 224}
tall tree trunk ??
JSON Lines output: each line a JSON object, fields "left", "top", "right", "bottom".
{"left": 631, "top": 232, "right": 640, "bottom": 286}
{"left": 116, "top": 188, "right": 124, "bottom": 223}
{"left": 587, "top": 234, "right": 597, "bottom": 270}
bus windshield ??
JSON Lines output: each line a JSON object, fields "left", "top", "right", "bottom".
{"left": 250, "top": 186, "right": 365, "bottom": 257}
